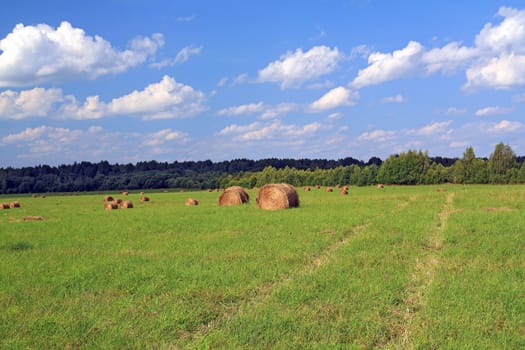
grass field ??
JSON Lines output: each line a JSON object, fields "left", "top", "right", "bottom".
{"left": 1, "top": 185, "right": 524, "bottom": 349}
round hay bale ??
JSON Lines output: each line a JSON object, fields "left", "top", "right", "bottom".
{"left": 315, "top": 185, "right": 321, "bottom": 189}
{"left": 256, "top": 183, "right": 299, "bottom": 210}
{"left": 339, "top": 188, "right": 348, "bottom": 195}
{"left": 325, "top": 187, "right": 333, "bottom": 192}
{"left": 218, "top": 186, "right": 249, "bottom": 206}
{"left": 104, "top": 202, "right": 118, "bottom": 210}
{"left": 304, "top": 186, "right": 311, "bottom": 191}
{"left": 104, "top": 195, "right": 114, "bottom": 202}
{"left": 185, "top": 198, "right": 199, "bottom": 206}
{"left": 120, "top": 200, "right": 133, "bottom": 209}
{"left": 113, "top": 198, "right": 122, "bottom": 204}
{"left": 140, "top": 196, "right": 150, "bottom": 203}
{"left": 41, "top": 195, "right": 46, "bottom": 198}
{"left": 140, "top": 191, "right": 145, "bottom": 195}
{"left": 1, "top": 203, "right": 10, "bottom": 209}
{"left": 121, "top": 191, "right": 129, "bottom": 196}
{"left": 437, "top": 188, "right": 446, "bottom": 192}
{"left": 31, "top": 194, "right": 37, "bottom": 198}
{"left": 341, "top": 185, "right": 349, "bottom": 191}
{"left": 9, "top": 201, "right": 20, "bottom": 208}
{"left": 376, "top": 184, "right": 385, "bottom": 189}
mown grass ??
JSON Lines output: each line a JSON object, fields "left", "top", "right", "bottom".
{"left": 0, "top": 185, "right": 523, "bottom": 349}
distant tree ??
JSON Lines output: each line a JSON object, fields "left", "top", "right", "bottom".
{"left": 488, "top": 142, "right": 517, "bottom": 183}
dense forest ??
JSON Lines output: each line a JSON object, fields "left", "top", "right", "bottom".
{"left": 1, "top": 143, "right": 524, "bottom": 194}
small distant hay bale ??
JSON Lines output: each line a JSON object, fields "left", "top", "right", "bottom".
{"left": 9, "top": 201, "right": 21, "bottom": 208}
{"left": 185, "top": 198, "right": 199, "bottom": 206}
{"left": 325, "top": 187, "right": 333, "bottom": 192}
{"left": 206, "top": 189, "right": 212, "bottom": 192}
{"left": 376, "top": 184, "right": 385, "bottom": 189}
{"left": 140, "top": 196, "right": 150, "bottom": 203}
{"left": 121, "top": 191, "right": 129, "bottom": 196}
{"left": 120, "top": 200, "right": 134, "bottom": 209}
{"left": 1, "top": 203, "right": 10, "bottom": 209}
{"left": 214, "top": 189, "right": 220, "bottom": 192}
{"left": 341, "top": 185, "right": 349, "bottom": 191}
{"left": 113, "top": 198, "right": 122, "bottom": 204}
{"left": 437, "top": 188, "right": 446, "bottom": 192}
{"left": 336, "top": 184, "right": 341, "bottom": 188}
{"left": 315, "top": 185, "right": 321, "bottom": 189}
{"left": 218, "top": 186, "right": 249, "bottom": 206}
{"left": 31, "top": 194, "right": 37, "bottom": 198}
{"left": 339, "top": 188, "right": 348, "bottom": 195}
{"left": 23, "top": 216, "right": 43, "bottom": 221}
{"left": 304, "top": 186, "right": 311, "bottom": 191}
{"left": 256, "top": 183, "right": 299, "bottom": 210}
{"left": 104, "top": 202, "right": 119, "bottom": 210}
{"left": 41, "top": 195, "right": 46, "bottom": 198}
{"left": 104, "top": 195, "right": 114, "bottom": 202}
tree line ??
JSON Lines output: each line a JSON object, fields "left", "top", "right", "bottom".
{"left": 1, "top": 143, "right": 524, "bottom": 194}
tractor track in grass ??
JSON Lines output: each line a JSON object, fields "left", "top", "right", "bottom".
{"left": 192, "top": 222, "right": 371, "bottom": 340}
{"left": 388, "top": 192, "right": 455, "bottom": 349}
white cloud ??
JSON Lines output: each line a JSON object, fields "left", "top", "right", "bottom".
{"left": 217, "top": 102, "right": 265, "bottom": 116}
{"left": 143, "top": 128, "right": 189, "bottom": 146}
{"left": 0, "top": 21, "right": 163, "bottom": 87}
{"left": 487, "top": 120, "right": 523, "bottom": 133}
{"left": 259, "top": 103, "right": 298, "bottom": 119}
{"left": 2, "top": 125, "right": 49, "bottom": 143}
{"left": 357, "top": 130, "right": 396, "bottom": 142}
{"left": 327, "top": 112, "right": 342, "bottom": 121}
{"left": 445, "top": 107, "right": 467, "bottom": 115}
{"left": 464, "top": 53, "right": 525, "bottom": 90}
{"left": 258, "top": 46, "right": 342, "bottom": 88}
{"left": 0, "top": 76, "right": 206, "bottom": 120}
{"left": 423, "top": 42, "right": 478, "bottom": 74}
{"left": 381, "top": 94, "right": 405, "bottom": 104}
{"left": 0, "top": 88, "right": 63, "bottom": 119}
{"left": 108, "top": 75, "right": 206, "bottom": 120}
{"left": 351, "top": 41, "right": 423, "bottom": 88}
{"left": 151, "top": 45, "right": 202, "bottom": 68}
{"left": 309, "top": 87, "right": 358, "bottom": 111}
{"left": 408, "top": 121, "right": 453, "bottom": 136}
{"left": 218, "top": 120, "right": 323, "bottom": 141}
{"left": 475, "top": 7, "right": 525, "bottom": 54}
{"left": 475, "top": 106, "right": 514, "bottom": 116}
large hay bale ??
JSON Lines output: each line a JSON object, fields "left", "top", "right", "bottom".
{"left": 376, "top": 184, "right": 385, "bottom": 189}
{"left": 120, "top": 200, "right": 133, "bottom": 209}
{"left": 1, "top": 203, "right": 10, "bottom": 209}
{"left": 339, "top": 188, "right": 348, "bottom": 195}
{"left": 304, "top": 186, "right": 311, "bottom": 191}
{"left": 121, "top": 191, "right": 129, "bottom": 196}
{"left": 104, "top": 195, "right": 114, "bottom": 202}
{"left": 325, "top": 187, "right": 333, "bottom": 192}
{"left": 185, "top": 198, "right": 199, "bottom": 206}
{"left": 113, "top": 198, "right": 123, "bottom": 204}
{"left": 256, "top": 183, "right": 299, "bottom": 210}
{"left": 104, "top": 202, "right": 118, "bottom": 210}
{"left": 140, "top": 196, "right": 150, "bottom": 202}
{"left": 9, "top": 201, "right": 20, "bottom": 208}
{"left": 218, "top": 186, "right": 249, "bottom": 206}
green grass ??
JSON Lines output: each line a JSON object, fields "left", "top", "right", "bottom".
{"left": 0, "top": 186, "right": 524, "bottom": 348}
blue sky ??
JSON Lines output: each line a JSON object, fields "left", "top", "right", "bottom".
{"left": 1, "top": 0, "right": 525, "bottom": 167}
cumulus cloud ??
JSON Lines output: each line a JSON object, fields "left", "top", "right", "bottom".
{"left": 423, "top": 42, "right": 478, "bottom": 74}
{"left": 108, "top": 75, "right": 206, "bottom": 119}
{"left": 217, "top": 102, "right": 265, "bottom": 116}
{"left": 143, "top": 128, "right": 189, "bottom": 146}
{"left": 464, "top": 54, "right": 525, "bottom": 90}
{"left": 408, "top": 121, "right": 453, "bottom": 136}
{"left": 218, "top": 120, "right": 323, "bottom": 141}
{"left": 258, "top": 46, "right": 342, "bottom": 88}
{"left": 351, "top": 41, "right": 423, "bottom": 88}
{"left": 0, "top": 88, "right": 64, "bottom": 119}
{"left": 259, "top": 103, "right": 298, "bottom": 119}
{"left": 0, "top": 21, "right": 163, "bottom": 87}
{"left": 309, "top": 87, "right": 359, "bottom": 111}
{"left": 357, "top": 129, "right": 396, "bottom": 142}
{"left": 475, "top": 106, "right": 514, "bottom": 116}
{"left": 487, "top": 120, "right": 523, "bottom": 133}
{"left": 381, "top": 94, "right": 405, "bottom": 104}
{"left": 0, "top": 76, "right": 206, "bottom": 120}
